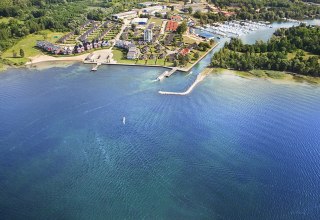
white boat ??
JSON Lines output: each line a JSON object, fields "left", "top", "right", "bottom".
{"left": 123, "top": 117, "right": 126, "bottom": 125}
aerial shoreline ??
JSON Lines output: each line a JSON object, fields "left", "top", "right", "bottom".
{"left": 23, "top": 42, "right": 220, "bottom": 73}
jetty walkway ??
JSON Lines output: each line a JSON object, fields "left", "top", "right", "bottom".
{"left": 159, "top": 68, "right": 212, "bottom": 96}
{"left": 157, "top": 67, "right": 178, "bottom": 81}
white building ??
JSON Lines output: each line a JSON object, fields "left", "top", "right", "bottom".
{"left": 138, "top": 2, "right": 158, "bottom": 7}
{"left": 112, "top": 11, "right": 138, "bottom": 20}
{"left": 144, "top": 29, "right": 153, "bottom": 42}
{"left": 127, "top": 47, "right": 140, "bottom": 59}
{"left": 141, "top": 5, "right": 166, "bottom": 15}
{"left": 115, "top": 40, "right": 132, "bottom": 49}
{"left": 131, "top": 18, "right": 149, "bottom": 25}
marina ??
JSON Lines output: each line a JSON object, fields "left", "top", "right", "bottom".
{"left": 192, "top": 20, "right": 274, "bottom": 39}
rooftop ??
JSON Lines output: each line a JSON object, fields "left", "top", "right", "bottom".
{"left": 166, "top": 20, "right": 179, "bottom": 32}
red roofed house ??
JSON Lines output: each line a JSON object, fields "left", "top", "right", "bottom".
{"left": 171, "top": 15, "right": 182, "bottom": 22}
{"left": 180, "top": 48, "right": 190, "bottom": 56}
{"left": 166, "top": 20, "right": 179, "bottom": 32}
{"left": 221, "top": 11, "right": 236, "bottom": 17}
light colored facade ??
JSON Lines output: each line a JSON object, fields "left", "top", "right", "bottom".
{"left": 141, "top": 5, "right": 166, "bottom": 15}
{"left": 115, "top": 40, "right": 132, "bottom": 49}
{"left": 112, "top": 11, "right": 138, "bottom": 20}
{"left": 131, "top": 18, "right": 149, "bottom": 25}
{"left": 127, "top": 47, "right": 140, "bottom": 59}
{"left": 144, "top": 29, "right": 153, "bottom": 42}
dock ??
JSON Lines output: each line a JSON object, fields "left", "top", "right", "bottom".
{"left": 91, "top": 62, "right": 101, "bottom": 71}
{"left": 157, "top": 67, "right": 178, "bottom": 81}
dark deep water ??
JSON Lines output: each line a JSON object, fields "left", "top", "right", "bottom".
{"left": 1, "top": 20, "right": 320, "bottom": 219}
{"left": 0, "top": 63, "right": 319, "bottom": 219}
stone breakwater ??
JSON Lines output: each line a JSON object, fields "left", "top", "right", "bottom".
{"left": 159, "top": 68, "right": 212, "bottom": 96}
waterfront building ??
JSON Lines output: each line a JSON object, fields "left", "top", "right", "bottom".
{"left": 127, "top": 46, "right": 141, "bottom": 59}
{"left": 115, "top": 40, "right": 132, "bottom": 49}
{"left": 144, "top": 29, "right": 153, "bottom": 42}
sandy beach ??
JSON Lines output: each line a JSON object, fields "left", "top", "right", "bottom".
{"left": 26, "top": 48, "right": 116, "bottom": 65}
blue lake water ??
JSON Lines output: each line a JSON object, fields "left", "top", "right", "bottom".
{"left": 1, "top": 22, "right": 320, "bottom": 219}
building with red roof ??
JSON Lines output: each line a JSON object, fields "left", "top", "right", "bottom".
{"left": 179, "top": 48, "right": 190, "bottom": 56}
{"left": 166, "top": 20, "right": 179, "bottom": 32}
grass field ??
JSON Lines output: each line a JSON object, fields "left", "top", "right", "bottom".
{"left": 1, "top": 31, "right": 66, "bottom": 65}
{"left": 287, "top": 51, "right": 318, "bottom": 61}
{"left": 112, "top": 48, "right": 136, "bottom": 64}
{"left": 183, "top": 35, "right": 197, "bottom": 44}
{"left": 149, "top": 17, "right": 163, "bottom": 26}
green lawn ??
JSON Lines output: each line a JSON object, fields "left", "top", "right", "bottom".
{"left": 149, "top": 17, "right": 163, "bottom": 26}
{"left": 1, "top": 31, "right": 66, "bottom": 65}
{"left": 183, "top": 35, "right": 197, "bottom": 44}
{"left": 287, "top": 51, "right": 316, "bottom": 60}
{"left": 146, "top": 59, "right": 157, "bottom": 65}
{"left": 155, "top": 59, "right": 171, "bottom": 67}
{"left": 112, "top": 48, "right": 136, "bottom": 64}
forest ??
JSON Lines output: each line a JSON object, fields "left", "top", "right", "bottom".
{"left": 0, "top": 0, "right": 136, "bottom": 52}
{"left": 209, "top": 0, "right": 320, "bottom": 22}
{"left": 211, "top": 24, "right": 320, "bottom": 77}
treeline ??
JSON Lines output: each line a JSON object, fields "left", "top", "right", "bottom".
{"left": 210, "top": 0, "right": 320, "bottom": 21}
{"left": 0, "top": 0, "right": 91, "bottom": 51}
{"left": 211, "top": 25, "right": 320, "bottom": 77}
{"left": 226, "top": 24, "right": 320, "bottom": 55}
{"left": 0, "top": 0, "right": 147, "bottom": 52}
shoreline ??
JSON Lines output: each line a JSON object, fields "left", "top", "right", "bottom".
{"left": 215, "top": 68, "right": 320, "bottom": 85}
{"left": 22, "top": 42, "right": 221, "bottom": 73}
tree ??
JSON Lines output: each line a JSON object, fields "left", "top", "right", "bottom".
{"left": 194, "top": 52, "right": 200, "bottom": 59}
{"left": 20, "top": 48, "right": 25, "bottom": 58}
{"left": 176, "top": 21, "right": 187, "bottom": 35}
{"left": 131, "top": 23, "right": 136, "bottom": 31}
{"left": 187, "top": 7, "right": 193, "bottom": 14}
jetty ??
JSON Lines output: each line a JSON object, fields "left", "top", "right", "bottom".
{"left": 159, "top": 68, "right": 212, "bottom": 96}
{"left": 91, "top": 62, "right": 101, "bottom": 71}
{"left": 157, "top": 67, "right": 178, "bottom": 81}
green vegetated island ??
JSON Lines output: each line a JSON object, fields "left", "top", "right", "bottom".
{"left": 211, "top": 24, "right": 320, "bottom": 81}
{"left": 0, "top": 0, "right": 319, "bottom": 78}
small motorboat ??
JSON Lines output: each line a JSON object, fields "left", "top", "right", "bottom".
{"left": 123, "top": 117, "right": 126, "bottom": 125}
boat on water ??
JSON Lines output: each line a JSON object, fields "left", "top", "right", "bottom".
{"left": 123, "top": 117, "right": 126, "bottom": 125}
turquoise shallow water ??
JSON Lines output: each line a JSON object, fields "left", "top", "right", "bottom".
{"left": 0, "top": 63, "right": 319, "bottom": 219}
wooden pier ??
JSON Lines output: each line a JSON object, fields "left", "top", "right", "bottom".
{"left": 157, "top": 67, "right": 178, "bottom": 81}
